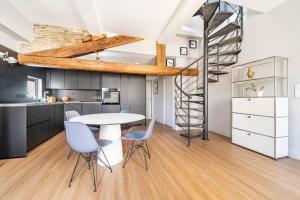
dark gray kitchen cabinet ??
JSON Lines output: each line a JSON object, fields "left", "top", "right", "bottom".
{"left": 102, "top": 73, "right": 120, "bottom": 89}
{"left": 120, "top": 75, "right": 130, "bottom": 110}
{"left": 82, "top": 103, "right": 102, "bottom": 115}
{"left": 50, "top": 69, "right": 65, "bottom": 89}
{"left": 78, "top": 71, "right": 91, "bottom": 89}
{"left": 91, "top": 73, "right": 101, "bottom": 90}
{"left": 46, "top": 70, "right": 51, "bottom": 89}
{"left": 64, "top": 70, "right": 78, "bottom": 89}
{"left": 130, "top": 75, "right": 146, "bottom": 115}
{"left": 51, "top": 104, "right": 64, "bottom": 134}
{"left": 102, "top": 105, "right": 120, "bottom": 113}
{"left": 65, "top": 103, "right": 82, "bottom": 115}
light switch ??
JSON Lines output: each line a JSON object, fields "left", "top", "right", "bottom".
{"left": 295, "top": 84, "right": 300, "bottom": 98}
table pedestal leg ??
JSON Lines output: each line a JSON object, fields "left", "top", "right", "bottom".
{"left": 97, "top": 124, "right": 123, "bottom": 166}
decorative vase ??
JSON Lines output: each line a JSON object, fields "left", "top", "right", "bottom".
{"left": 256, "top": 90, "right": 264, "bottom": 97}
{"left": 247, "top": 67, "right": 255, "bottom": 79}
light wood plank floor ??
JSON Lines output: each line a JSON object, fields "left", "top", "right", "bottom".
{"left": 1, "top": 123, "right": 300, "bottom": 200}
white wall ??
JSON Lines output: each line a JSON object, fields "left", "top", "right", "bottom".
{"left": 208, "top": 0, "right": 300, "bottom": 159}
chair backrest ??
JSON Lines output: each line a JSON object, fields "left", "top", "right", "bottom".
{"left": 120, "top": 109, "right": 130, "bottom": 113}
{"left": 141, "top": 117, "right": 156, "bottom": 140}
{"left": 65, "top": 110, "right": 80, "bottom": 121}
{"left": 64, "top": 121, "right": 99, "bottom": 153}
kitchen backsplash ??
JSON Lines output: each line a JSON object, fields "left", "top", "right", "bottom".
{"left": 51, "top": 89, "right": 101, "bottom": 102}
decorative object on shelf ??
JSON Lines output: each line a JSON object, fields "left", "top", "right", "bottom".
{"left": 48, "top": 96, "right": 57, "bottom": 103}
{"left": 189, "top": 40, "right": 197, "bottom": 49}
{"left": 62, "top": 96, "right": 69, "bottom": 102}
{"left": 166, "top": 57, "right": 176, "bottom": 67}
{"left": 246, "top": 83, "right": 265, "bottom": 97}
{"left": 180, "top": 47, "right": 188, "bottom": 55}
{"left": 247, "top": 67, "right": 255, "bottom": 79}
{"left": 153, "top": 82, "right": 158, "bottom": 94}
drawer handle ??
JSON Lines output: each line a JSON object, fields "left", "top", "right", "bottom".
{"left": 248, "top": 98, "right": 251, "bottom": 101}
{"left": 248, "top": 115, "right": 251, "bottom": 118}
{"left": 247, "top": 133, "right": 251, "bottom": 136}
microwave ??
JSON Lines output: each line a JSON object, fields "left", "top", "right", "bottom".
{"left": 101, "top": 88, "right": 120, "bottom": 105}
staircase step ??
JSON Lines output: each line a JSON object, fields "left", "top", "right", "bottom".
{"left": 176, "top": 114, "right": 204, "bottom": 119}
{"left": 208, "top": 70, "right": 229, "bottom": 75}
{"left": 208, "top": 78, "right": 218, "bottom": 83}
{"left": 190, "top": 93, "right": 203, "bottom": 97}
{"left": 209, "top": 61, "right": 237, "bottom": 66}
{"left": 182, "top": 100, "right": 204, "bottom": 105}
{"left": 193, "top": 2, "right": 219, "bottom": 22}
{"left": 176, "top": 123, "right": 204, "bottom": 128}
{"left": 208, "top": 11, "right": 234, "bottom": 32}
{"left": 209, "top": 49, "right": 241, "bottom": 57}
{"left": 208, "top": 22, "right": 240, "bottom": 40}
{"left": 176, "top": 107, "right": 203, "bottom": 112}
{"left": 209, "top": 36, "right": 243, "bottom": 49}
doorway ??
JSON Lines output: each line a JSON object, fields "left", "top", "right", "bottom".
{"left": 146, "top": 80, "right": 152, "bottom": 119}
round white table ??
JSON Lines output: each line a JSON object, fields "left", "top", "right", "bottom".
{"left": 70, "top": 113, "right": 145, "bottom": 166}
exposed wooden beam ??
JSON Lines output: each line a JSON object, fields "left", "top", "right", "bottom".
{"left": 18, "top": 54, "right": 198, "bottom": 76}
{"left": 25, "top": 35, "right": 143, "bottom": 58}
{"left": 156, "top": 42, "right": 166, "bottom": 66}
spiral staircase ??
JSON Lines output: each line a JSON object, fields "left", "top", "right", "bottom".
{"left": 175, "top": 0, "right": 243, "bottom": 146}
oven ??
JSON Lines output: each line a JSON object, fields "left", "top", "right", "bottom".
{"left": 101, "top": 88, "right": 120, "bottom": 105}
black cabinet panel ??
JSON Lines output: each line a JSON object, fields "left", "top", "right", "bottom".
{"left": 46, "top": 69, "right": 51, "bottom": 89}
{"left": 102, "top": 105, "right": 120, "bottom": 113}
{"left": 78, "top": 71, "right": 91, "bottom": 89}
{"left": 50, "top": 69, "right": 65, "bottom": 89}
{"left": 102, "top": 73, "right": 120, "bottom": 89}
{"left": 120, "top": 75, "right": 130, "bottom": 110}
{"left": 65, "top": 103, "right": 82, "bottom": 115}
{"left": 91, "top": 73, "right": 101, "bottom": 90}
{"left": 51, "top": 104, "right": 64, "bottom": 134}
{"left": 27, "top": 120, "right": 51, "bottom": 151}
{"left": 27, "top": 105, "right": 51, "bottom": 127}
{"left": 82, "top": 103, "right": 102, "bottom": 115}
{"left": 64, "top": 70, "right": 78, "bottom": 89}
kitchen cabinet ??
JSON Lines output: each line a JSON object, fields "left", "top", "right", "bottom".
{"left": 65, "top": 103, "right": 82, "bottom": 115}
{"left": 120, "top": 75, "right": 130, "bottom": 110}
{"left": 46, "top": 69, "right": 51, "bottom": 89}
{"left": 82, "top": 103, "right": 102, "bottom": 115}
{"left": 50, "top": 69, "right": 65, "bottom": 89}
{"left": 91, "top": 73, "right": 101, "bottom": 90}
{"left": 102, "top": 73, "right": 120, "bottom": 89}
{"left": 102, "top": 105, "right": 120, "bottom": 113}
{"left": 51, "top": 104, "right": 64, "bottom": 134}
{"left": 64, "top": 70, "right": 78, "bottom": 89}
{"left": 78, "top": 71, "right": 91, "bottom": 89}
{"left": 130, "top": 75, "right": 146, "bottom": 115}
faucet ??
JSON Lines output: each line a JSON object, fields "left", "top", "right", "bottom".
{"left": 43, "top": 91, "right": 49, "bottom": 102}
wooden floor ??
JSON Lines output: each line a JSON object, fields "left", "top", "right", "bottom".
{"left": 1, "top": 123, "right": 300, "bottom": 200}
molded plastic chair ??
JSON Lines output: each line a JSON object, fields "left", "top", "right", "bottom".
{"left": 64, "top": 121, "right": 112, "bottom": 192}
{"left": 65, "top": 110, "right": 100, "bottom": 159}
{"left": 122, "top": 117, "right": 156, "bottom": 170}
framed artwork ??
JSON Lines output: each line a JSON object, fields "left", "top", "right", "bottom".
{"left": 180, "top": 47, "right": 188, "bottom": 55}
{"left": 189, "top": 40, "right": 197, "bottom": 49}
{"left": 166, "top": 57, "right": 176, "bottom": 67}
{"left": 153, "top": 82, "right": 158, "bottom": 94}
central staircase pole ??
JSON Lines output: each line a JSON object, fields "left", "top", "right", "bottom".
{"left": 203, "top": 20, "right": 209, "bottom": 140}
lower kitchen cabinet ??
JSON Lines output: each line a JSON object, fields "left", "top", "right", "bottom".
{"left": 82, "top": 103, "right": 102, "bottom": 115}
{"left": 65, "top": 103, "right": 82, "bottom": 115}
{"left": 102, "top": 105, "right": 120, "bottom": 113}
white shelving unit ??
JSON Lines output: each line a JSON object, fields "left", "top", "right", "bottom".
{"left": 231, "top": 56, "right": 288, "bottom": 159}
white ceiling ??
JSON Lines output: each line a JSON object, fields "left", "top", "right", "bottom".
{"left": 8, "top": 0, "right": 183, "bottom": 40}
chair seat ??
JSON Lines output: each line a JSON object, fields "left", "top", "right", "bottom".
{"left": 88, "top": 126, "right": 100, "bottom": 133}
{"left": 96, "top": 139, "right": 112, "bottom": 147}
{"left": 122, "top": 130, "right": 146, "bottom": 140}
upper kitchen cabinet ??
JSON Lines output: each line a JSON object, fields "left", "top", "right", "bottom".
{"left": 77, "top": 71, "right": 91, "bottom": 89}
{"left": 91, "top": 72, "right": 101, "bottom": 90}
{"left": 102, "top": 73, "right": 120, "bottom": 89}
{"left": 64, "top": 70, "right": 78, "bottom": 89}
{"left": 48, "top": 69, "right": 65, "bottom": 89}
{"left": 120, "top": 75, "right": 130, "bottom": 110}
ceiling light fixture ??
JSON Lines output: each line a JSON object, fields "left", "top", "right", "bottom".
{"left": 0, "top": 51, "right": 18, "bottom": 64}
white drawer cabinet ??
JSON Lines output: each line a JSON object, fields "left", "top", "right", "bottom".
{"left": 232, "top": 97, "right": 288, "bottom": 117}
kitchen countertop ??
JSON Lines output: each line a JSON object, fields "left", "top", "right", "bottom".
{"left": 0, "top": 101, "right": 102, "bottom": 107}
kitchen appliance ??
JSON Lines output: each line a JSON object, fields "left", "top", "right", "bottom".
{"left": 101, "top": 88, "right": 120, "bottom": 105}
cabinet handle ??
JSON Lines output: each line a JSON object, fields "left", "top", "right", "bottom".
{"left": 248, "top": 98, "right": 251, "bottom": 101}
{"left": 247, "top": 133, "right": 251, "bottom": 136}
{"left": 248, "top": 115, "right": 251, "bottom": 118}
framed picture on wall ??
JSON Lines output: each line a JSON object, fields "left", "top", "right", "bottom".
{"left": 189, "top": 40, "right": 197, "bottom": 49}
{"left": 153, "top": 82, "right": 158, "bottom": 94}
{"left": 180, "top": 47, "right": 188, "bottom": 55}
{"left": 166, "top": 57, "right": 176, "bottom": 67}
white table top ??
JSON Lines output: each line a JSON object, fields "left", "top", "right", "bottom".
{"left": 69, "top": 113, "right": 145, "bottom": 125}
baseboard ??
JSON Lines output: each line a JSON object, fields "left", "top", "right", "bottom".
{"left": 289, "top": 150, "right": 300, "bottom": 160}
{"left": 208, "top": 129, "right": 231, "bottom": 138}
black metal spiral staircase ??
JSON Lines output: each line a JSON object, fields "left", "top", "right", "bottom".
{"left": 174, "top": 0, "right": 243, "bottom": 146}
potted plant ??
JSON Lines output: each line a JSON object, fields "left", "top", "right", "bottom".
{"left": 246, "top": 83, "right": 265, "bottom": 97}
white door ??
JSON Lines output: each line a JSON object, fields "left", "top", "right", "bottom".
{"left": 146, "top": 81, "right": 152, "bottom": 119}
